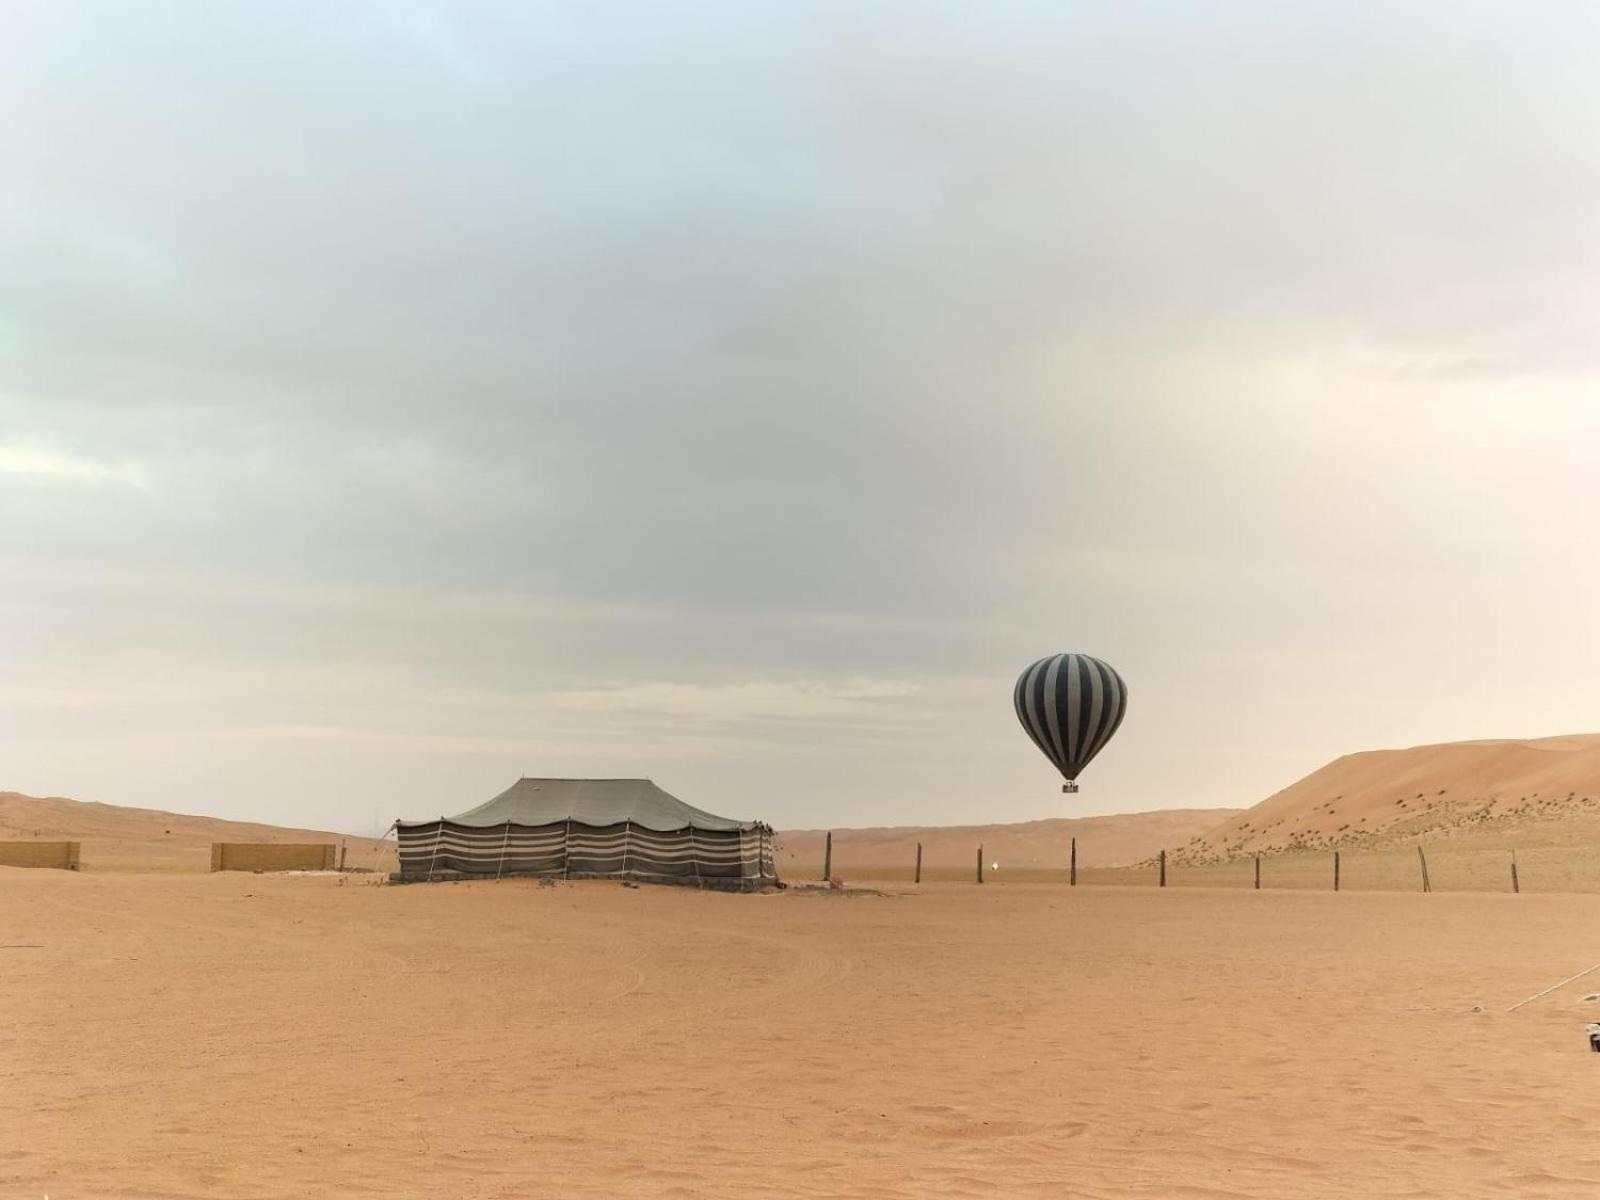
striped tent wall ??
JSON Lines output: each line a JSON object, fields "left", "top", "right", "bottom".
{"left": 396, "top": 819, "right": 776, "bottom": 890}
{"left": 1013, "top": 652, "right": 1128, "bottom": 783}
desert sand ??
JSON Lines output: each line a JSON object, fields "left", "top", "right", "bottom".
{"left": 11, "top": 744, "right": 1600, "bottom": 1198}
{"left": 7, "top": 869, "right": 1600, "bottom": 1199}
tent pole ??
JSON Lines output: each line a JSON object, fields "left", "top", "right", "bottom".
{"left": 622, "top": 819, "right": 631, "bottom": 880}
{"left": 563, "top": 817, "right": 571, "bottom": 881}
{"left": 496, "top": 820, "right": 511, "bottom": 881}
{"left": 426, "top": 818, "right": 446, "bottom": 882}
{"left": 689, "top": 825, "right": 700, "bottom": 886}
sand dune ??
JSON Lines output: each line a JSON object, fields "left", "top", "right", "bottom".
{"left": 778, "top": 808, "right": 1240, "bottom": 878}
{"left": 7, "top": 870, "right": 1600, "bottom": 1199}
{"left": 1177, "top": 733, "right": 1600, "bottom": 864}
{"left": 0, "top": 791, "right": 395, "bottom": 872}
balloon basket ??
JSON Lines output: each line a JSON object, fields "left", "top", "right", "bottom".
{"left": 1062, "top": 782, "right": 1079, "bottom": 794}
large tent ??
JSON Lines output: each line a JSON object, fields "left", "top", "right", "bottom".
{"left": 394, "top": 778, "right": 776, "bottom": 890}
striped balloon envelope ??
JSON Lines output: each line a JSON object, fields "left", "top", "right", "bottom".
{"left": 1013, "top": 653, "right": 1128, "bottom": 793}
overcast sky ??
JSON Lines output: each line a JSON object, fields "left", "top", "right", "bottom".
{"left": 4, "top": 1, "right": 1599, "bottom": 834}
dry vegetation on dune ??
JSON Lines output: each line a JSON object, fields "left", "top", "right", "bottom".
{"left": 0, "top": 791, "right": 395, "bottom": 872}
{"left": 1167, "top": 734, "right": 1600, "bottom": 869}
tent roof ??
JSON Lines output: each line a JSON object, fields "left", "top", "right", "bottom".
{"left": 405, "top": 778, "right": 759, "bottom": 832}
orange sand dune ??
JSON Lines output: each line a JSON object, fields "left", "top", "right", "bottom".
{"left": 1181, "top": 733, "right": 1600, "bottom": 862}
{"left": 0, "top": 791, "right": 395, "bottom": 871}
{"left": 7, "top": 870, "right": 1600, "bottom": 1198}
{"left": 779, "top": 808, "right": 1239, "bottom": 877}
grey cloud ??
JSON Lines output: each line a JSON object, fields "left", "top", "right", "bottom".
{"left": 4, "top": 1, "right": 1599, "bottom": 828}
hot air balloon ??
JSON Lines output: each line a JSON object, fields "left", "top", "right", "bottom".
{"left": 1014, "top": 653, "right": 1127, "bottom": 793}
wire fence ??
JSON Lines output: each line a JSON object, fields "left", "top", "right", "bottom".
{"left": 779, "top": 837, "right": 1600, "bottom": 894}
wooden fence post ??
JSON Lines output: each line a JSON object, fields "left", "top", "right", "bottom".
{"left": 339, "top": 840, "right": 348, "bottom": 872}
{"left": 977, "top": 845, "right": 984, "bottom": 885}
{"left": 914, "top": 842, "right": 922, "bottom": 884}
{"left": 1070, "top": 836, "right": 1077, "bottom": 887}
{"left": 1510, "top": 850, "right": 1520, "bottom": 894}
{"left": 1159, "top": 849, "right": 1166, "bottom": 888}
{"left": 1254, "top": 853, "right": 1261, "bottom": 890}
{"left": 823, "top": 831, "right": 832, "bottom": 881}
{"left": 1333, "top": 850, "right": 1340, "bottom": 892}
{"left": 1417, "top": 845, "right": 1432, "bottom": 893}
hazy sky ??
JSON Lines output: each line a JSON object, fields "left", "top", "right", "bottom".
{"left": 5, "top": 1, "right": 1599, "bottom": 834}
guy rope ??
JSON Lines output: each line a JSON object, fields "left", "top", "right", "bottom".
{"left": 1507, "top": 961, "right": 1600, "bottom": 1013}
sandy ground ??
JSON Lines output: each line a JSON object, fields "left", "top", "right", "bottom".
{"left": 8, "top": 872, "right": 1600, "bottom": 1198}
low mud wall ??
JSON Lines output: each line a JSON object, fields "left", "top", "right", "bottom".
{"left": 210, "top": 843, "right": 336, "bottom": 872}
{"left": 0, "top": 841, "right": 80, "bottom": 870}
